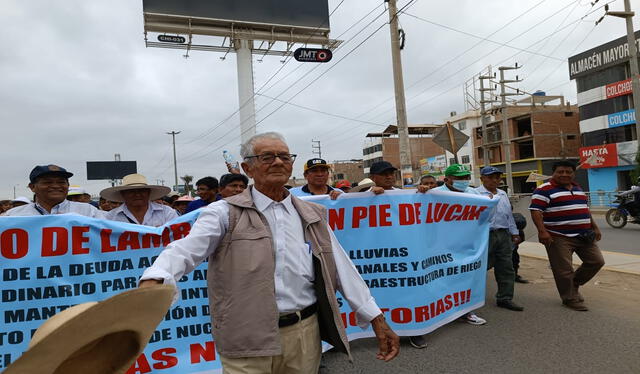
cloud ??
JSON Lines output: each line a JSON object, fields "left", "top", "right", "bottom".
{"left": 0, "top": 0, "right": 628, "bottom": 197}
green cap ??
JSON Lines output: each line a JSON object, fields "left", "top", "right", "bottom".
{"left": 444, "top": 164, "right": 470, "bottom": 177}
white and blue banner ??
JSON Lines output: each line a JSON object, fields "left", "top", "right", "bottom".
{"left": 608, "top": 109, "right": 636, "bottom": 128}
{"left": 0, "top": 190, "right": 496, "bottom": 373}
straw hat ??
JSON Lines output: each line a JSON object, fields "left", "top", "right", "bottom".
{"left": 174, "top": 195, "right": 194, "bottom": 202}
{"left": 350, "top": 178, "right": 375, "bottom": 192}
{"left": 100, "top": 174, "right": 171, "bottom": 203}
{"left": 4, "top": 285, "right": 174, "bottom": 374}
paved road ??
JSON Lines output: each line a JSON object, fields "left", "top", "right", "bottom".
{"left": 593, "top": 216, "right": 640, "bottom": 256}
{"left": 322, "top": 257, "right": 640, "bottom": 374}
{"left": 512, "top": 197, "right": 640, "bottom": 256}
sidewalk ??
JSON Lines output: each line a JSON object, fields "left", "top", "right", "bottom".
{"left": 518, "top": 241, "right": 640, "bottom": 275}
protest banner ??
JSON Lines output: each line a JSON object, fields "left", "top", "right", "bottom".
{"left": 0, "top": 189, "right": 495, "bottom": 373}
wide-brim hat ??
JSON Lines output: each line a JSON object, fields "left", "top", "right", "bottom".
{"left": 100, "top": 174, "right": 171, "bottom": 203}
{"left": 351, "top": 178, "right": 375, "bottom": 192}
{"left": 4, "top": 285, "right": 174, "bottom": 374}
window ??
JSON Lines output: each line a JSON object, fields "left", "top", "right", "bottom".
{"left": 579, "top": 96, "right": 631, "bottom": 121}
{"left": 461, "top": 155, "right": 470, "bottom": 164}
{"left": 458, "top": 121, "right": 467, "bottom": 131}
{"left": 335, "top": 173, "right": 344, "bottom": 179}
{"left": 576, "top": 63, "right": 628, "bottom": 93}
{"left": 449, "top": 158, "right": 456, "bottom": 165}
{"left": 363, "top": 157, "right": 383, "bottom": 168}
{"left": 581, "top": 124, "right": 637, "bottom": 146}
{"left": 362, "top": 144, "right": 382, "bottom": 156}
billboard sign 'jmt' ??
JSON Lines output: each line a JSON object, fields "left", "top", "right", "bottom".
{"left": 294, "top": 48, "right": 332, "bottom": 63}
{"left": 142, "top": 0, "right": 330, "bottom": 31}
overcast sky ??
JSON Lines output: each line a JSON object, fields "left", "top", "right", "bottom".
{"left": 1, "top": 0, "right": 633, "bottom": 198}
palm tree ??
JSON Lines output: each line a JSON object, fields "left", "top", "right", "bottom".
{"left": 181, "top": 175, "right": 193, "bottom": 196}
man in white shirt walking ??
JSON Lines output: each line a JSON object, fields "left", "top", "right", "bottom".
{"left": 475, "top": 166, "right": 524, "bottom": 311}
{"left": 140, "top": 132, "right": 399, "bottom": 374}
{"left": 5, "top": 165, "right": 103, "bottom": 218}
{"left": 101, "top": 174, "right": 177, "bottom": 227}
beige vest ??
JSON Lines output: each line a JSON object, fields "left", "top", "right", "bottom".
{"left": 207, "top": 187, "right": 351, "bottom": 358}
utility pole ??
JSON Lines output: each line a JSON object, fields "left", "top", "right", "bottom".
{"left": 386, "top": 0, "right": 413, "bottom": 186}
{"left": 498, "top": 64, "right": 522, "bottom": 195}
{"left": 235, "top": 39, "right": 257, "bottom": 143}
{"left": 604, "top": 0, "right": 640, "bottom": 153}
{"left": 312, "top": 139, "right": 322, "bottom": 159}
{"left": 479, "top": 69, "right": 495, "bottom": 167}
{"left": 167, "top": 131, "right": 181, "bottom": 191}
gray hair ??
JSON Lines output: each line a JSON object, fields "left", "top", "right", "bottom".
{"left": 239, "top": 132, "right": 287, "bottom": 160}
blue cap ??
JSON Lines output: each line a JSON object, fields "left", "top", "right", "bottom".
{"left": 29, "top": 165, "right": 73, "bottom": 183}
{"left": 480, "top": 166, "right": 503, "bottom": 176}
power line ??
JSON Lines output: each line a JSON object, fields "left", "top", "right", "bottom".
{"left": 179, "top": 0, "right": 350, "bottom": 147}
{"left": 401, "top": 12, "right": 566, "bottom": 62}
{"left": 181, "top": 8, "right": 393, "bottom": 162}
{"left": 255, "top": 93, "right": 387, "bottom": 126}
{"left": 179, "top": 4, "right": 388, "bottom": 162}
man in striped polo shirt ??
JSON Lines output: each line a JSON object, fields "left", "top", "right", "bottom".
{"left": 529, "top": 160, "right": 604, "bottom": 311}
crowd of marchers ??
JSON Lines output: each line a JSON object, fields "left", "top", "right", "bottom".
{"left": 0, "top": 131, "right": 606, "bottom": 374}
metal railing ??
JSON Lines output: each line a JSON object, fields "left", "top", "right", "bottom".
{"left": 511, "top": 191, "right": 619, "bottom": 209}
{"left": 584, "top": 191, "right": 618, "bottom": 208}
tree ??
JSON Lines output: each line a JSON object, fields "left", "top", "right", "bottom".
{"left": 181, "top": 175, "right": 193, "bottom": 197}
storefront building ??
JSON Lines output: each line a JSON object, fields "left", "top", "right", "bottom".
{"left": 569, "top": 31, "right": 639, "bottom": 192}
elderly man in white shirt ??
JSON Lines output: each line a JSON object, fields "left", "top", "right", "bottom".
{"left": 5, "top": 165, "right": 103, "bottom": 218}
{"left": 102, "top": 174, "right": 177, "bottom": 227}
{"left": 140, "top": 132, "right": 399, "bottom": 374}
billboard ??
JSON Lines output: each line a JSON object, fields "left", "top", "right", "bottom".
{"left": 420, "top": 155, "right": 447, "bottom": 179}
{"left": 86, "top": 161, "right": 137, "bottom": 180}
{"left": 142, "top": 0, "right": 330, "bottom": 30}
{"left": 568, "top": 31, "right": 640, "bottom": 79}
{"left": 608, "top": 109, "right": 636, "bottom": 128}
{"left": 579, "top": 141, "right": 638, "bottom": 169}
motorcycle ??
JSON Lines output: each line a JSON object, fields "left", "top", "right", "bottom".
{"left": 605, "top": 194, "right": 640, "bottom": 228}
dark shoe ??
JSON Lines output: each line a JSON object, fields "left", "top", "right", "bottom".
{"left": 497, "top": 300, "right": 524, "bottom": 311}
{"left": 409, "top": 335, "right": 428, "bottom": 349}
{"left": 515, "top": 275, "right": 529, "bottom": 283}
{"left": 563, "top": 300, "right": 588, "bottom": 311}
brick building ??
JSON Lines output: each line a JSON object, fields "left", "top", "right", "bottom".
{"left": 363, "top": 124, "right": 443, "bottom": 184}
{"left": 472, "top": 95, "right": 585, "bottom": 193}
{"left": 329, "top": 160, "right": 365, "bottom": 185}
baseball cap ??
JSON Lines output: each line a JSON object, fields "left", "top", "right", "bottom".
{"left": 304, "top": 158, "right": 330, "bottom": 172}
{"left": 335, "top": 180, "right": 351, "bottom": 189}
{"left": 29, "top": 165, "right": 73, "bottom": 183}
{"left": 369, "top": 161, "right": 398, "bottom": 175}
{"left": 480, "top": 166, "right": 503, "bottom": 176}
{"left": 444, "top": 164, "right": 470, "bottom": 177}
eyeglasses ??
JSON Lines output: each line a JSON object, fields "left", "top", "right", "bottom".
{"left": 245, "top": 153, "right": 297, "bottom": 164}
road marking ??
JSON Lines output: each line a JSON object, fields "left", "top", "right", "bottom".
{"left": 601, "top": 250, "right": 640, "bottom": 258}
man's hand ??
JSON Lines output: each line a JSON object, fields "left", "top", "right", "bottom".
{"left": 225, "top": 162, "right": 241, "bottom": 174}
{"left": 594, "top": 228, "right": 602, "bottom": 241}
{"left": 537, "top": 230, "right": 553, "bottom": 246}
{"left": 371, "top": 186, "right": 385, "bottom": 195}
{"left": 416, "top": 185, "right": 431, "bottom": 194}
{"left": 371, "top": 314, "right": 399, "bottom": 362}
{"left": 512, "top": 235, "right": 521, "bottom": 244}
{"left": 139, "top": 279, "right": 163, "bottom": 288}
{"left": 329, "top": 189, "right": 342, "bottom": 200}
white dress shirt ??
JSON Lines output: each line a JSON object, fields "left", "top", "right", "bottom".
{"left": 5, "top": 199, "right": 105, "bottom": 218}
{"left": 106, "top": 201, "right": 178, "bottom": 227}
{"left": 475, "top": 185, "right": 518, "bottom": 235}
{"left": 141, "top": 187, "right": 381, "bottom": 328}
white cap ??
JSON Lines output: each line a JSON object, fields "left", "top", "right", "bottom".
{"left": 12, "top": 196, "right": 31, "bottom": 204}
{"left": 68, "top": 185, "right": 88, "bottom": 196}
